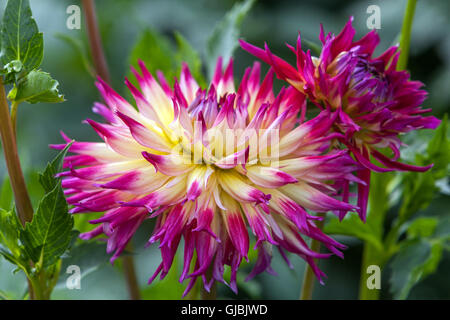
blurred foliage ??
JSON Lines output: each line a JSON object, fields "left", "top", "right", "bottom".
{"left": 326, "top": 117, "right": 449, "bottom": 299}
{"left": 205, "top": 0, "right": 255, "bottom": 79}
{"left": 127, "top": 29, "right": 205, "bottom": 88}
{"left": 0, "top": 0, "right": 449, "bottom": 300}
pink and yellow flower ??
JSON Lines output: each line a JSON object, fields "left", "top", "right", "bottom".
{"left": 240, "top": 17, "right": 440, "bottom": 219}
{"left": 52, "top": 58, "right": 360, "bottom": 295}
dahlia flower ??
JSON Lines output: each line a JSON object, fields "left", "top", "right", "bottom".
{"left": 52, "top": 58, "right": 360, "bottom": 295}
{"left": 240, "top": 17, "right": 440, "bottom": 219}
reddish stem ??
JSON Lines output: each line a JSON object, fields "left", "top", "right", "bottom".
{"left": 82, "top": 0, "right": 111, "bottom": 83}
{"left": 0, "top": 79, "right": 33, "bottom": 225}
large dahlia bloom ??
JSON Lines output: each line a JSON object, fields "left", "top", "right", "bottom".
{"left": 240, "top": 17, "right": 440, "bottom": 219}
{"left": 52, "top": 58, "right": 360, "bottom": 295}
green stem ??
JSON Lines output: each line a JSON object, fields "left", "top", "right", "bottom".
{"left": 357, "top": 172, "right": 389, "bottom": 300}
{"left": 26, "top": 279, "right": 35, "bottom": 300}
{"left": 358, "top": 243, "right": 382, "bottom": 300}
{"left": 299, "top": 214, "right": 325, "bottom": 300}
{"left": 29, "top": 277, "right": 50, "bottom": 300}
{"left": 397, "top": 0, "right": 417, "bottom": 70}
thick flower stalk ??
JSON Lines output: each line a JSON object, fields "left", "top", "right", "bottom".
{"left": 52, "top": 58, "right": 360, "bottom": 295}
{"left": 240, "top": 17, "right": 440, "bottom": 219}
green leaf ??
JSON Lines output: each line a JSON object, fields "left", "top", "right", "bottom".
{"left": 0, "top": 208, "right": 22, "bottom": 258}
{"left": 389, "top": 238, "right": 444, "bottom": 299}
{"left": 0, "top": 208, "right": 29, "bottom": 274}
{"left": 426, "top": 114, "right": 449, "bottom": 177}
{"left": 399, "top": 118, "right": 450, "bottom": 222}
{"left": 399, "top": 171, "right": 436, "bottom": 222}
{"left": 433, "top": 215, "right": 450, "bottom": 241}
{"left": 73, "top": 211, "right": 102, "bottom": 233}
{"left": 3, "top": 59, "right": 23, "bottom": 74}
{"left": 390, "top": 215, "right": 450, "bottom": 299}
{"left": 205, "top": 0, "right": 255, "bottom": 80}
{"left": 54, "top": 33, "right": 95, "bottom": 78}
{"left": 19, "top": 143, "right": 74, "bottom": 268}
{"left": 128, "top": 29, "right": 206, "bottom": 89}
{"left": 389, "top": 239, "right": 432, "bottom": 299}
{"left": 128, "top": 29, "right": 176, "bottom": 85}
{"left": 406, "top": 217, "right": 438, "bottom": 239}
{"left": 7, "top": 69, "right": 64, "bottom": 104}
{"left": 38, "top": 142, "right": 72, "bottom": 193}
{"left": 324, "top": 213, "right": 383, "bottom": 252}
{"left": 325, "top": 172, "right": 393, "bottom": 252}
{"left": 20, "top": 183, "right": 73, "bottom": 268}
{"left": 0, "top": 0, "right": 43, "bottom": 73}
{"left": 0, "top": 177, "right": 13, "bottom": 211}
{"left": 174, "top": 31, "right": 206, "bottom": 87}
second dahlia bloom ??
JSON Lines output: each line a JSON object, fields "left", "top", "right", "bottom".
{"left": 52, "top": 58, "right": 359, "bottom": 295}
{"left": 240, "top": 17, "right": 440, "bottom": 219}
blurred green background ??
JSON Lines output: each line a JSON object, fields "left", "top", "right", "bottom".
{"left": 0, "top": 0, "right": 449, "bottom": 299}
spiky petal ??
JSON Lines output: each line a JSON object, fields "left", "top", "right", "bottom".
{"left": 53, "top": 58, "right": 360, "bottom": 295}
{"left": 240, "top": 17, "right": 440, "bottom": 219}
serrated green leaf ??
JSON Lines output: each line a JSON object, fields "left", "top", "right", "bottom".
{"left": 38, "top": 142, "right": 72, "bottom": 193}
{"left": 174, "top": 32, "right": 206, "bottom": 87}
{"left": 20, "top": 183, "right": 73, "bottom": 268}
{"left": 324, "top": 213, "right": 383, "bottom": 252}
{"left": 0, "top": 0, "right": 43, "bottom": 73}
{"left": 8, "top": 69, "right": 64, "bottom": 104}
{"left": 19, "top": 143, "right": 74, "bottom": 268}
{"left": 205, "top": 0, "right": 255, "bottom": 80}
